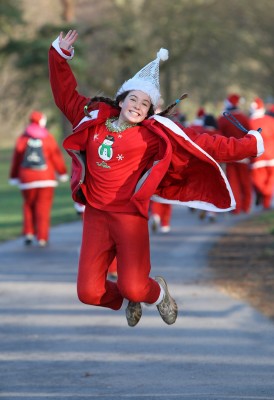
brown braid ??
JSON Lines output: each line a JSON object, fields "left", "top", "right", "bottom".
{"left": 84, "top": 91, "right": 155, "bottom": 119}
{"left": 84, "top": 91, "right": 185, "bottom": 119}
{"left": 157, "top": 93, "right": 188, "bottom": 117}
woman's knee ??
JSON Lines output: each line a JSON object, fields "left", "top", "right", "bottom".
{"left": 118, "top": 280, "right": 147, "bottom": 302}
{"left": 77, "top": 283, "right": 104, "bottom": 305}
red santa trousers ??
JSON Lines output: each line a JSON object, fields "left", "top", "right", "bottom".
{"left": 150, "top": 201, "right": 172, "bottom": 227}
{"left": 77, "top": 205, "right": 161, "bottom": 310}
{"left": 251, "top": 166, "right": 274, "bottom": 209}
{"left": 226, "top": 162, "right": 252, "bottom": 214}
{"left": 21, "top": 187, "right": 54, "bottom": 241}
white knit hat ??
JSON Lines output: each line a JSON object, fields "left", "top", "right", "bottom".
{"left": 115, "top": 48, "right": 169, "bottom": 108}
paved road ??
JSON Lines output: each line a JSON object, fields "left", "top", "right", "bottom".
{"left": 0, "top": 206, "right": 274, "bottom": 400}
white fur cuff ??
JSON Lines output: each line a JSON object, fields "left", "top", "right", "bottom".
{"left": 247, "top": 130, "right": 264, "bottom": 157}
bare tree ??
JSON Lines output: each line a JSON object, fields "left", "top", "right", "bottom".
{"left": 60, "top": 0, "right": 75, "bottom": 22}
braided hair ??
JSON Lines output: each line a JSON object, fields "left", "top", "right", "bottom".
{"left": 157, "top": 93, "right": 188, "bottom": 117}
{"left": 84, "top": 92, "right": 187, "bottom": 119}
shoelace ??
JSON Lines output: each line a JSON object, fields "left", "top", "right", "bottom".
{"left": 223, "top": 111, "right": 262, "bottom": 134}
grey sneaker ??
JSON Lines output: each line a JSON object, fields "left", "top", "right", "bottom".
{"left": 155, "top": 276, "right": 178, "bottom": 325}
{"left": 126, "top": 301, "right": 142, "bottom": 327}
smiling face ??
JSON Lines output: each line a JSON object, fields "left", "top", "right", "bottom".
{"left": 118, "top": 90, "right": 152, "bottom": 126}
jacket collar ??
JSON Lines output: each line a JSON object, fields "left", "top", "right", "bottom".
{"left": 73, "top": 103, "right": 120, "bottom": 133}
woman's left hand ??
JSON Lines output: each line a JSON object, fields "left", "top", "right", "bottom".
{"left": 59, "top": 29, "right": 78, "bottom": 51}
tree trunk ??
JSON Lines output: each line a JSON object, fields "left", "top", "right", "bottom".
{"left": 60, "top": 0, "right": 75, "bottom": 22}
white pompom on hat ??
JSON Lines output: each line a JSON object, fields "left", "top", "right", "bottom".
{"left": 250, "top": 97, "right": 265, "bottom": 118}
{"left": 115, "top": 48, "right": 169, "bottom": 108}
{"left": 250, "top": 97, "right": 264, "bottom": 111}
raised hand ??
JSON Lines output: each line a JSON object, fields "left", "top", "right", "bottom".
{"left": 59, "top": 30, "right": 78, "bottom": 51}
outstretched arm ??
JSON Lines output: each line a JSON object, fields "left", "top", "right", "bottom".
{"left": 193, "top": 129, "right": 264, "bottom": 162}
{"left": 48, "top": 29, "right": 89, "bottom": 127}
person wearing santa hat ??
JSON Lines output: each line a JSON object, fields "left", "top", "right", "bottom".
{"left": 48, "top": 30, "right": 264, "bottom": 327}
{"left": 249, "top": 97, "right": 274, "bottom": 209}
{"left": 218, "top": 94, "right": 252, "bottom": 214}
{"left": 188, "top": 107, "right": 206, "bottom": 134}
{"left": 9, "top": 111, "right": 69, "bottom": 247}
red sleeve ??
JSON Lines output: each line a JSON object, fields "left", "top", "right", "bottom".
{"left": 218, "top": 112, "right": 250, "bottom": 139}
{"left": 48, "top": 46, "right": 89, "bottom": 127}
{"left": 186, "top": 127, "right": 260, "bottom": 163}
{"left": 9, "top": 136, "right": 26, "bottom": 179}
{"left": 47, "top": 134, "right": 68, "bottom": 175}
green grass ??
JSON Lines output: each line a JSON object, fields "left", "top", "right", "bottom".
{"left": 255, "top": 208, "right": 274, "bottom": 235}
{"left": 0, "top": 147, "right": 79, "bottom": 242}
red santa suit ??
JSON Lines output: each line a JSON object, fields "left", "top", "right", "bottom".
{"left": 218, "top": 94, "right": 252, "bottom": 214}
{"left": 9, "top": 111, "right": 68, "bottom": 245}
{"left": 188, "top": 107, "right": 205, "bottom": 134}
{"left": 49, "top": 38, "right": 264, "bottom": 311}
{"left": 150, "top": 200, "right": 172, "bottom": 233}
{"left": 249, "top": 97, "right": 274, "bottom": 209}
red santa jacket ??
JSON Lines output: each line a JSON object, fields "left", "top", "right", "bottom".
{"left": 218, "top": 110, "right": 251, "bottom": 139}
{"left": 48, "top": 38, "right": 264, "bottom": 218}
{"left": 218, "top": 109, "right": 251, "bottom": 164}
{"left": 249, "top": 114, "right": 274, "bottom": 169}
{"left": 9, "top": 122, "right": 68, "bottom": 190}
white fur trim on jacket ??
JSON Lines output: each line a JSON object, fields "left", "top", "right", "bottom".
{"left": 150, "top": 194, "right": 233, "bottom": 213}
{"left": 247, "top": 130, "right": 264, "bottom": 156}
{"left": 18, "top": 180, "right": 58, "bottom": 190}
{"left": 251, "top": 159, "right": 274, "bottom": 169}
{"left": 73, "top": 111, "right": 99, "bottom": 131}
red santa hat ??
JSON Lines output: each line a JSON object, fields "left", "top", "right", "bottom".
{"left": 250, "top": 97, "right": 265, "bottom": 118}
{"left": 250, "top": 97, "right": 264, "bottom": 111}
{"left": 197, "top": 107, "right": 205, "bottom": 118}
{"left": 29, "top": 111, "right": 47, "bottom": 127}
{"left": 225, "top": 93, "right": 240, "bottom": 108}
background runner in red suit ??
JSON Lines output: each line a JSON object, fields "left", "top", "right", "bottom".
{"left": 150, "top": 201, "right": 173, "bottom": 233}
{"left": 49, "top": 30, "right": 264, "bottom": 328}
{"left": 198, "top": 114, "right": 222, "bottom": 222}
{"left": 149, "top": 100, "right": 173, "bottom": 234}
{"left": 9, "top": 111, "right": 68, "bottom": 247}
{"left": 188, "top": 107, "right": 206, "bottom": 134}
{"left": 218, "top": 94, "right": 252, "bottom": 214}
{"left": 249, "top": 97, "right": 274, "bottom": 210}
